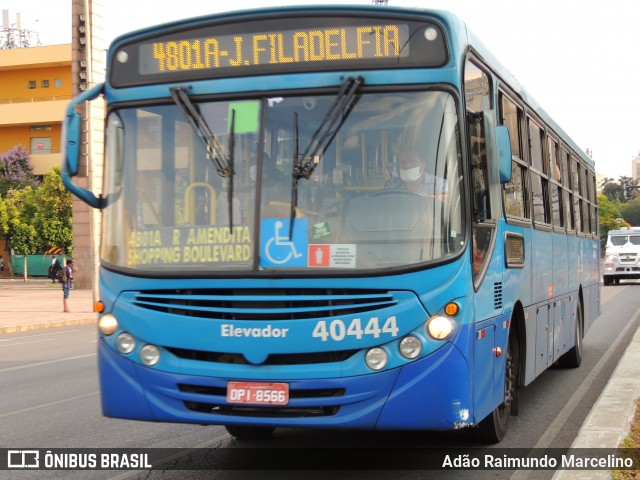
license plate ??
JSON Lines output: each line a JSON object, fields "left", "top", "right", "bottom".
{"left": 226, "top": 381, "right": 289, "bottom": 406}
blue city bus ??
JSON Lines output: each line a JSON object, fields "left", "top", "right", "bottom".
{"left": 62, "top": 5, "right": 600, "bottom": 442}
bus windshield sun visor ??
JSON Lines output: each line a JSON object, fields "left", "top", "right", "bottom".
{"left": 289, "top": 76, "right": 363, "bottom": 237}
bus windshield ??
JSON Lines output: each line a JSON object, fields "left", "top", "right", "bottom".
{"left": 101, "top": 89, "right": 464, "bottom": 273}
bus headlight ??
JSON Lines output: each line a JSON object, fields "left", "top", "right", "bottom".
{"left": 365, "top": 348, "right": 388, "bottom": 371}
{"left": 115, "top": 332, "right": 135, "bottom": 354}
{"left": 140, "top": 345, "right": 160, "bottom": 366}
{"left": 606, "top": 254, "right": 618, "bottom": 262}
{"left": 426, "top": 315, "right": 454, "bottom": 340}
{"left": 399, "top": 336, "right": 422, "bottom": 359}
{"left": 98, "top": 314, "right": 118, "bottom": 335}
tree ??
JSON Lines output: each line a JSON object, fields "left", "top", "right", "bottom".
{"left": 0, "top": 165, "right": 73, "bottom": 278}
{"left": 33, "top": 166, "right": 73, "bottom": 255}
{"left": 620, "top": 197, "right": 640, "bottom": 226}
{"left": 602, "top": 182, "right": 625, "bottom": 203}
{"left": 598, "top": 194, "right": 628, "bottom": 250}
{"left": 0, "top": 187, "right": 40, "bottom": 280}
{"left": 0, "top": 145, "right": 38, "bottom": 197}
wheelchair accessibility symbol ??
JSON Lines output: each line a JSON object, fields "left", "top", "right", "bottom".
{"left": 260, "top": 218, "right": 308, "bottom": 267}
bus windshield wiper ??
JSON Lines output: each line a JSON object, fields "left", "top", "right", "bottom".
{"left": 169, "top": 87, "right": 232, "bottom": 179}
{"left": 289, "top": 112, "right": 300, "bottom": 239}
{"left": 227, "top": 108, "right": 236, "bottom": 231}
{"left": 288, "top": 76, "right": 363, "bottom": 237}
{"left": 293, "top": 76, "right": 363, "bottom": 180}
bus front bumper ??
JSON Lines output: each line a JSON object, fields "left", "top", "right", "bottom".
{"left": 98, "top": 338, "right": 472, "bottom": 431}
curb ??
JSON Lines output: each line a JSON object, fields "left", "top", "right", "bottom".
{"left": 0, "top": 317, "right": 97, "bottom": 335}
{"left": 552, "top": 325, "right": 640, "bottom": 480}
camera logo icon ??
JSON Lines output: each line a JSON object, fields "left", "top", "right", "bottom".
{"left": 7, "top": 450, "right": 40, "bottom": 468}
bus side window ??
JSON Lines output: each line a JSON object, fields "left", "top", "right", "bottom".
{"left": 464, "top": 60, "right": 491, "bottom": 223}
{"left": 561, "top": 147, "right": 575, "bottom": 231}
{"left": 547, "top": 136, "right": 564, "bottom": 229}
{"left": 528, "top": 118, "right": 550, "bottom": 225}
{"left": 464, "top": 58, "right": 494, "bottom": 282}
{"left": 499, "top": 94, "right": 529, "bottom": 220}
{"left": 468, "top": 113, "right": 489, "bottom": 222}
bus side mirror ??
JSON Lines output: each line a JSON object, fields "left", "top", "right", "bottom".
{"left": 496, "top": 126, "right": 512, "bottom": 183}
{"left": 63, "top": 112, "right": 82, "bottom": 176}
{"left": 61, "top": 83, "right": 105, "bottom": 209}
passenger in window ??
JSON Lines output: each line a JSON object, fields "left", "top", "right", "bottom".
{"left": 388, "top": 150, "right": 448, "bottom": 200}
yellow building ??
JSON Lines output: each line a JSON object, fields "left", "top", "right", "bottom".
{"left": 0, "top": 44, "right": 72, "bottom": 176}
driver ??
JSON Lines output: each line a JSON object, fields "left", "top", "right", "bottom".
{"left": 390, "top": 149, "right": 448, "bottom": 200}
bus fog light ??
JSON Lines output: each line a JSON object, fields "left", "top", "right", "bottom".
{"left": 140, "top": 345, "right": 160, "bottom": 366}
{"left": 426, "top": 315, "right": 454, "bottom": 340}
{"left": 116, "top": 332, "right": 135, "bottom": 354}
{"left": 365, "top": 348, "right": 388, "bottom": 371}
{"left": 98, "top": 314, "right": 118, "bottom": 335}
{"left": 399, "top": 336, "right": 422, "bottom": 359}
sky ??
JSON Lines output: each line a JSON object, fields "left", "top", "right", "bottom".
{"left": 3, "top": 0, "right": 640, "bottom": 182}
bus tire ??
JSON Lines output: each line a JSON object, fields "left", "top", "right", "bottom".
{"left": 557, "top": 302, "right": 583, "bottom": 368}
{"left": 603, "top": 275, "right": 612, "bottom": 286}
{"left": 225, "top": 425, "right": 275, "bottom": 440}
{"left": 474, "top": 332, "right": 518, "bottom": 443}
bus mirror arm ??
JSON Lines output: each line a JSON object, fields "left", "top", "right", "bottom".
{"left": 496, "top": 125, "right": 512, "bottom": 183}
{"left": 61, "top": 83, "right": 105, "bottom": 209}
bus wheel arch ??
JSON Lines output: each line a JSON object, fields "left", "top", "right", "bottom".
{"left": 509, "top": 301, "right": 525, "bottom": 415}
{"left": 473, "top": 303, "right": 523, "bottom": 443}
{"left": 557, "top": 289, "right": 584, "bottom": 368}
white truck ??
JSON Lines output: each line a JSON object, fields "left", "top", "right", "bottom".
{"left": 603, "top": 227, "right": 640, "bottom": 285}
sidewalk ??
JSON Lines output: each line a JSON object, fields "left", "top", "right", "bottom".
{"left": 0, "top": 276, "right": 639, "bottom": 476}
{"left": 0, "top": 276, "right": 96, "bottom": 334}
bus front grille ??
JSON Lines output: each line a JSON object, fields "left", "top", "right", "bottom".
{"left": 184, "top": 402, "right": 340, "bottom": 418}
{"left": 132, "top": 288, "right": 396, "bottom": 320}
{"left": 166, "top": 347, "right": 359, "bottom": 365}
{"left": 178, "top": 384, "right": 345, "bottom": 398}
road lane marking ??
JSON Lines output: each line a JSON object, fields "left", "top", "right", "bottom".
{"left": 0, "top": 338, "right": 54, "bottom": 347}
{"left": 0, "top": 392, "right": 99, "bottom": 418}
{"left": 0, "top": 353, "right": 96, "bottom": 373}
{"left": 0, "top": 329, "right": 80, "bottom": 341}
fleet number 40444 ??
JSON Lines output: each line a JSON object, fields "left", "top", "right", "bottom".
{"left": 312, "top": 317, "right": 399, "bottom": 342}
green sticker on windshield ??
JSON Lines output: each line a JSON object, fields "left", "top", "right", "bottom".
{"left": 228, "top": 101, "right": 260, "bottom": 134}
{"left": 312, "top": 222, "right": 332, "bottom": 240}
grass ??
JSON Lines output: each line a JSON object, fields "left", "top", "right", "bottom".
{"left": 613, "top": 398, "right": 640, "bottom": 479}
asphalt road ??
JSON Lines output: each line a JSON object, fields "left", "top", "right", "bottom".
{"left": 0, "top": 282, "right": 638, "bottom": 480}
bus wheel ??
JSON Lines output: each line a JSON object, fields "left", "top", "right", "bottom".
{"left": 557, "top": 302, "right": 583, "bottom": 368}
{"left": 474, "top": 333, "right": 518, "bottom": 443}
{"left": 225, "top": 425, "right": 275, "bottom": 440}
{"left": 603, "top": 276, "right": 612, "bottom": 286}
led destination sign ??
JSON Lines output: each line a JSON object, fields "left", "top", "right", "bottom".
{"left": 110, "top": 16, "right": 448, "bottom": 87}
{"left": 146, "top": 24, "right": 407, "bottom": 73}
